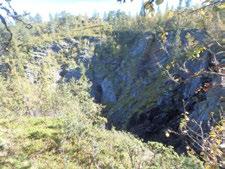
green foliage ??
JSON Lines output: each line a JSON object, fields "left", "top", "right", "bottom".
{"left": 1, "top": 6, "right": 224, "bottom": 168}
{"left": 0, "top": 115, "right": 203, "bottom": 169}
{"left": 155, "top": 0, "right": 164, "bottom": 5}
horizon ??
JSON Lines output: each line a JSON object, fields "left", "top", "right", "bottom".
{"left": 11, "top": 0, "right": 142, "bottom": 21}
{"left": 10, "top": 0, "right": 202, "bottom": 21}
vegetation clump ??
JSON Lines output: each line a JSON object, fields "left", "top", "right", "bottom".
{"left": 0, "top": 1, "right": 224, "bottom": 168}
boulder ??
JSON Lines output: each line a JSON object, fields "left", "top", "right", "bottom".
{"left": 63, "top": 68, "right": 82, "bottom": 82}
{"left": 101, "top": 78, "right": 116, "bottom": 103}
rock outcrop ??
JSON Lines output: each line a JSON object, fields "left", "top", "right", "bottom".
{"left": 7, "top": 29, "right": 223, "bottom": 154}
{"left": 89, "top": 29, "right": 225, "bottom": 153}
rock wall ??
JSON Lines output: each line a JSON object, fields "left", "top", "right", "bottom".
{"left": 89, "top": 29, "right": 225, "bottom": 152}
{"left": 3, "top": 29, "right": 223, "bottom": 153}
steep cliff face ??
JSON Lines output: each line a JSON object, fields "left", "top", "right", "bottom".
{"left": 88, "top": 29, "right": 224, "bottom": 153}
{"left": 5, "top": 29, "right": 223, "bottom": 154}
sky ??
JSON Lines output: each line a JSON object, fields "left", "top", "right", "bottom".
{"left": 10, "top": 0, "right": 202, "bottom": 21}
{"left": 11, "top": 0, "right": 142, "bottom": 20}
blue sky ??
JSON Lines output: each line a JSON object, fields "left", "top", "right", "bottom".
{"left": 10, "top": 0, "right": 201, "bottom": 21}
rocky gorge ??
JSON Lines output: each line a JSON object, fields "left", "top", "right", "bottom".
{"left": 4, "top": 28, "right": 223, "bottom": 156}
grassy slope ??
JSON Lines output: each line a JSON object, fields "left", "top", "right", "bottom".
{"left": 0, "top": 115, "right": 203, "bottom": 169}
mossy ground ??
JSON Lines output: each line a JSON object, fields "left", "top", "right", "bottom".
{"left": 0, "top": 114, "right": 203, "bottom": 169}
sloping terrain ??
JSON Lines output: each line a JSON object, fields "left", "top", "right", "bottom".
{"left": 0, "top": 115, "right": 203, "bottom": 169}
{"left": 0, "top": 9, "right": 224, "bottom": 168}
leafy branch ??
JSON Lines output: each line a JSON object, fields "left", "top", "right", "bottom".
{"left": 0, "top": 0, "right": 31, "bottom": 52}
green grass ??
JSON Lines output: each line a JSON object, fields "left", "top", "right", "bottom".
{"left": 0, "top": 115, "right": 203, "bottom": 169}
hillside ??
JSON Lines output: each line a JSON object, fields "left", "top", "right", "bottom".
{"left": 0, "top": 5, "right": 224, "bottom": 169}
